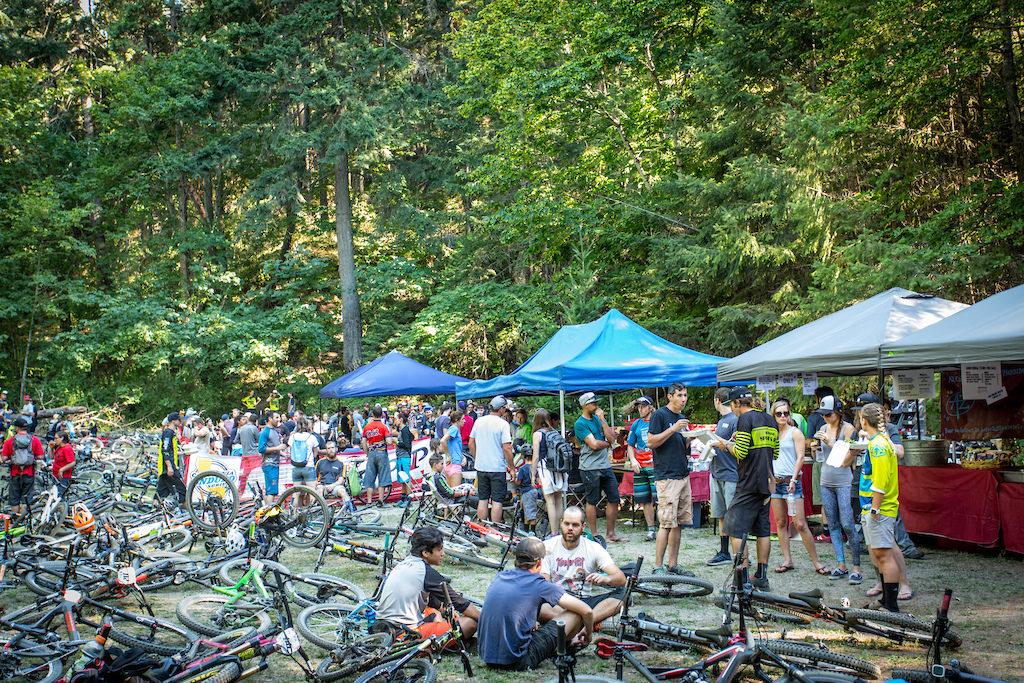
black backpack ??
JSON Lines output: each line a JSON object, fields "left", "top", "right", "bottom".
{"left": 543, "top": 429, "right": 573, "bottom": 474}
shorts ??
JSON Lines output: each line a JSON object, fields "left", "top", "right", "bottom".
{"left": 770, "top": 478, "right": 804, "bottom": 499}
{"left": 395, "top": 456, "right": 411, "bottom": 484}
{"left": 486, "top": 620, "right": 561, "bottom": 671}
{"left": 581, "top": 587, "right": 626, "bottom": 608}
{"left": 709, "top": 478, "right": 737, "bottom": 519}
{"left": 655, "top": 477, "right": 692, "bottom": 528}
{"left": 261, "top": 465, "right": 280, "bottom": 496}
{"left": 580, "top": 468, "right": 620, "bottom": 506}
{"left": 538, "top": 461, "right": 568, "bottom": 496}
{"left": 632, "top": 467, "right": 657, "bottom": 505}
{"left": 362, "top": 450, "right": 392, "bottom": 489}
{"left": 476, "top": 471, "right": 508, "bottom": 503}
{"left": 9, "top": 474, "right": 34, "bottom": 506}
{"left": 320, "top": 480, "right": 348, "bottom": 498}
{"left": 444, "top": 463, "right": 462, "bottom": 477}
{"left": 521, "top": 488, "right": 538, "bottom": 521}
{"left": 862, "top": 511, "right": 895, "bottom": 549}
{"left": 722, "top": 489, "right": 771, "bottom": 539}
{"left": 291, "top": 465, "right": 315, "bottom": 485}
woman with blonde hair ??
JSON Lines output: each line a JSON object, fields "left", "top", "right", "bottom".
{"left": 531, "top": 408, "right": 567, "bottom": 531}
{"left": 858, "top": 402, "right": 902, "bottom": 612}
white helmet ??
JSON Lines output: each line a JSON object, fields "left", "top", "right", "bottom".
{"left": 225, "top": 526, "right": 246, "bottom": 554}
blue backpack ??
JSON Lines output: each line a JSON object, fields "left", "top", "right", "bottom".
{"left": 290, "top": 434, "right": 311, "bottom": 467}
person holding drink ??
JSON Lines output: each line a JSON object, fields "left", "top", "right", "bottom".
{"left": 813, "top": 396, "right": 863, "bottom": 584}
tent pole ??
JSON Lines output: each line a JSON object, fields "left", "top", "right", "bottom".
{"left": 609, "top": 394, "right": 615, "bottom": 430}
{"left": 559, "top": 390, "right": 566, "bottom": 435}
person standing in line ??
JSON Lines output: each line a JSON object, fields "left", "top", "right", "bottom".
{"left": 706, "top": 387, "right": 739, "bottom": 566}
{"left": 51, "top": 430, "right": 75, "bottom": 495}
{"left": 769, "top": 399, "right": 829, "bottom": 575}
{"left": 858, "top": 402, "right": 902, "bottom": 612}
{"left": 714, "top": 386, "right": 779, "bottom": 591}
{"left": 394, "top": 411, "right": 417, "bottom": 505}
{"left": 157, "top": 412, "right": 187, "bottom": 506}
{"left": 813, "top": 396, "right": 862, "bottom": 585}
{"left": 625, "top": 396, "right": 658, "bottom": 542}
{"left": 647, "top": 383, "right": 694, "bottom": 574}
{"left": 574, "top": 392, "right": 625, "bottom": 543}
{"left": 433, "top": 402, "right": 452, "bottom": 441}
{"left": 219, "top": 413, "right": 235, "bottom": 456}
{"left": 440, "top": 411, "right": 466, "bottom": 488}
{"left": 530, "top": 408, "right": 568, "bottom": 532}
{"left": 257, "top": 412, "right": 286, "bottom": 505}
{"left": 469, "top": 396, "right": 514, "bottom": 524}
{"left": 2, "top": 416, "right": 45, "bottom": 517}
{"left": 361, "top": 405, "right": 395, "bottom": 507}
{"left": 459, "top": 401, "right": 475, "bottom": 454}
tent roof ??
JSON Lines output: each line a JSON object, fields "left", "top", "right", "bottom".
{"left": 319, "top": 350, "right": 469, "bottom": 398}
{"left": 716, "top": 288, "right": 968, "bottom": 382}
{"left": 455, "top": 309, "right": 728, "bottom": 398}
{"left": 880, "top": 284, "right": 1024, "bottom": 368}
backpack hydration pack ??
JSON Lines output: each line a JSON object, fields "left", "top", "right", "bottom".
{"left": 543, "top": 429, "right": 573, "bottom": 474}
{"left": 290, "top": 434, "right": 310, "bottom": 467}
{"left": 12, "top": 434, "right": 34, "bottom": 466}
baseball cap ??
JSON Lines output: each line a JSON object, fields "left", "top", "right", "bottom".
{"left": 815, "top": 395, "right": 843, "bottom": 415}
{"left": 728, "top": 386, "right": 753, "bottom": 401}
{"left": 424, "top": 404, "right": 434, "bottom": 412}
{"left": 515, "top": 537, "right": 546, "bottom": 564}
{"left": 23, "top": 395, "right": 31, "bottom": 401}
{"left": 221, "top": 413, "right": 230, "bottom": 420}
{"left": 636, "top": 395, "right": 654, "bottom": 406}
{"left": 578, "top": 391, "right": 599, "bottom": 407}
{"left": 489, "top": 395, "right": 508, "bottom": 410}
{"left": 458, "top": 400, "right": 467, "bottom": 409}
{"left": 855, "top": 392, "right": 880, "bottom": 407}
{"left": 167, "top": 412, "right": 181, "bottom": 422}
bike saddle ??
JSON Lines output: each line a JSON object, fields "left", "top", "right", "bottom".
{"left": 789, "top": 588, "right": 823, "bottom": 605}
{"left": 594, "top": 637, "right": 649, "bottom": 658}
{"left": 694, "top": 624, "right": 732, "bottom": 648}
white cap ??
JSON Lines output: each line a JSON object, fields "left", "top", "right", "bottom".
{"left": 578, "top": 392, "right": 599, "bottom": 407}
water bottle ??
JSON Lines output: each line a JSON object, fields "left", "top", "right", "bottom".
{"left": 69, "top": 622, "right": 110, "bottom": 676}
{"left": 786, "top": 492, "right": 797, "bottom": 517}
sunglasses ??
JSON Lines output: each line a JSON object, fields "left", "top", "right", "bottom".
{"left": 774, "top": 411, "right": 790, "bottom": 417}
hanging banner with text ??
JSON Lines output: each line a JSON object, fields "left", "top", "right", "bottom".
{"left": 939, "top": 366, "right": 1024, "bottom": 440}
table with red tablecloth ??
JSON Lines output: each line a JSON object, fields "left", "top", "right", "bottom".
{"left": 899, "top": 466, "right": 1002, "bottom": 547}
{"left": 996, "top": 481, "right": 1024, "bottom": 554}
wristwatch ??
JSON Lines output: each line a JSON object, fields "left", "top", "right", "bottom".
{"left": 869, "top": 508, "right": 880, "bottom": 516}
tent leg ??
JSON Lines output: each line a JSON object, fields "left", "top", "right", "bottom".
{"left": 559, "top": 390, "right": 566, "bottom": 435}
{"left": 609, "top": 394, "right": 615, "bottom": 430}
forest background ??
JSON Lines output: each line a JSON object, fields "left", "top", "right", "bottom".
{"left": 1, "top": 0, "right": 1022, "bottom": 421}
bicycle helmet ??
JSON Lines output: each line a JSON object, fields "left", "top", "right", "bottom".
{"left": 73, "top": 504, "right": 96, "bottom": 535}
{"left": 254, "top": 505, "right": 281, "bottom": 526}
{"left": 225, "top": 526, "right": 246, "bottom": 554}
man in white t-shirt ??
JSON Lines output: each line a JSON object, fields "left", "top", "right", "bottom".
{"left": 469, "top": 395, "right": 514, "bottom": 523}
{"left": 541, "top": 506, "right": 626, "bottom": 622}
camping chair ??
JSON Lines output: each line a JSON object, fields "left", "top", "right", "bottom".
{"left": 423, "top": 472, "right": 470, "bottom": 522}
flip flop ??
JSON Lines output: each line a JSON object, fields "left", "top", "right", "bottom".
{"left": 815, "top": 565, "right": 831, "bottom": 575}
{"left": 898, "top": 589, "right": 915, "bottom": 601}
{"left": 607, "top": 536, "right": 628, "bottom": 543}
{"left": 865, "top": 586, "right": 883, "bottom": 597}
{"left": 774, "top": 564, "right": 795, "bottom": 573}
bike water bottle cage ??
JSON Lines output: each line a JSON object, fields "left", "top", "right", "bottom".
{"left": 594, "top": 637, "right": 649, "bottom": 658}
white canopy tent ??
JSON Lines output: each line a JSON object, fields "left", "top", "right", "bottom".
{"left": 717, "top": 288, "right": 968, "bottom": 382}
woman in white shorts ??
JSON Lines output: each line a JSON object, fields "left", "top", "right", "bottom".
{"left": 530, "top": 408, "right": 568, "bottom": 532}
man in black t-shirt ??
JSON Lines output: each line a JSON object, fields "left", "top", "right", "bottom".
{"left": 715, "top": 386, "right": 779, "bottom": 590}
{"left": 647, "top": 382, "right": 694, "bottom": 576}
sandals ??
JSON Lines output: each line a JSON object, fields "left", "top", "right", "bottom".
{"left": 815, "top": 565, "right": 831, "bottom": 576}
{"left": 865, "top": 586, "right": 883, "bottom": 597}
{"left": 898, "top": 589, "right": 915, "bottom": 601}
{"left": 774, "top": 564, "right": 795, "bottom": 573}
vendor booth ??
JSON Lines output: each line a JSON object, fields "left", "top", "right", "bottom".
{"left": 319, "top": 349, "right": 469, "bottom": 398}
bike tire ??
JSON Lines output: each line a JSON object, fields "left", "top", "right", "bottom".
{"left": 353, "top": 658, "right": 436, "bottom": 683}
{"left": 109, "top": 438, "right": 142, "bottom": 462}
{"left": 296, "top": 602, "right": 369, "bottom": 650}
{"left": 186, "top": 471, "right": 240, "bottom": 531}
{"left": 175, "top": 661, "right": 242, "bottom": 683}
{"left": 108, "top": 614, "right": 195, "bottom": 656}
{"left": 845, "top": 609, "right": 962, "bottom": 649}
{"left": 634, "top": 574, "right": 715, "bottom": 598}
{"left": 773, "top": 673, "right": 865, "bottom": 683}
{"left": 315, "top": 633, "right": 394, "bottom": 681}
{"left": 760, "top": 640, "right": 882, "bottom": 679}
{"left": 139, "top": 528, "right": 192, "bottom": 553}
{"left": 444, "top": 540, "right": 502, "bottom": 570}
{"left": 721, "top": 593, "right": 814, "bottom": 625}
{"left": 132, "top": 551, "right": 197, "bottom": 591}
{"left": 217, "top": 557, "right": 291, "bottom": 586}
{"left": 334, "top": 509, "right": 383, "bottom": 526}
{"left": 276, "top": 486, "right": 331, "bottom": 548}
{"left": 292, "top": 572, "right": 367, "bottom": 607}
{"left": 175, "top": 594, "right": 272, "bottom": 638}
{"left": 0, "top": 649, "right": 63, "bottom": 683}
{"left": 539, "top": 677, "right": 624, "bottom": 683}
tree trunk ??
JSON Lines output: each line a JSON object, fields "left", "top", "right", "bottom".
{"left": 176, "top": 128, "right": 189, "bottom": 293}
{"left": 335, "top": 149, "right": 362, "bottom": 371}
{"left": 998, "top": 0, "right": 1024, "bottom": 176}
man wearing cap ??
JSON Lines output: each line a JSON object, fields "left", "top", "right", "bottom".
{"left": 478, "top": 537, "right": 594, "bottom": 671}
{"left": 469, "top": 396, "right": 515, "bottom": 523}
{"left": 361, "top": 405, "right": 396, "bottom": 507}
{"left": 574, "top": 391, "right": 625, "bottom": 543}
{"left": 2, "top": 416, "right": 45, "bottom": 517}
{"left": 707, "top": 387, "right": 740, "bottom": 566}
{"left": 626, "top": 395, "right": 658, "bottom": 541}
{"left": 647, "top": 383, "right": 694, "bottom": 574}
{"left": 158, "top": 412, "right": 187, "bottom": 505}
{"left": 715, "top": 386, "right": 779, "bottom": 590}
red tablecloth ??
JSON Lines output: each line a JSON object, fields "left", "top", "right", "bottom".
{"left": 899, "top": 466, "right": 1001, "bottom": 547}
{"left": 997, "top": 482, "right": 1024, "bottom": 554}
{"left": 691, "top": 470, "right": 710, "bottom": 502}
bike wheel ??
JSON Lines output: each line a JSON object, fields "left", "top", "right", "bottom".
{"left": 133, "top": 551, "right": 197, "bottom": 591}
{"left": 760, "top": 640, "right": 882, "bottom": 679}
{"left": 186, "top": 471, "right": 240, "bottom": 531}
{"left": 0, "top": 649, "right": 63, "bottom": 683}
{"left": 539, "top": 677, "right": 624, "bottom": 683}
{"left": 354, "top": 659, "right": 436, "bottom": 683}
{"left": 773, "top": 673, "right": 865, "bottom": 683}
{"left": 845, "top": 609, "right": 962, "bottom": 649}
{"left": 217, "top": 557, "right": 291, "bottom": 586}
{"left": 109, "top": 438, "right": 142, "bottom": 462}
{"left": 276, "top": 486, "right": 331, "bottom": 548}
{"left": 108, "top": 614, "right": 195, "bottom": 656}
{"left": 444, "top": 539, "right": 502, "bottom": 570}
{"left": 175, "top": 594, "right": 271, "bottom": 638}
{"left": 720, "top": 593, "right": 813, "bottom": 625}
{"left": 296, "top": 602, "right": 370, "bottom": 650}
{"left": 334, "top": 509, "right": 383, "bottom": 526}
{"left": 634, "top": 574, "right": 715, "bottom": 598}
{"left": 315, "top": 633, "right": 393, "bottom": 681}
{"left": 291, "top": 573, "right": 367, "bottom": 606}
{"left": 139, "top": 528, "right": 192, "bottom": 553}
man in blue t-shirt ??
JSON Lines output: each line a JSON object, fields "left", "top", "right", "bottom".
{"left": 625, "top": 396, "right": 657, "bottom": 541}
{"left": 573, "top": 392, "right": 624, "bottom": 542}
{"left": 478, "top": 538, "right": 594, "bottom": 671}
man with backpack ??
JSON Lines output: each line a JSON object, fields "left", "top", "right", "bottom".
{"left": 3, "top": 416, "right": 45, "bottom": 517}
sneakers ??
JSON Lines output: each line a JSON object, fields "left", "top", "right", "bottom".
{"left": 828, "top": 568, "right": 849, "bottom": 580}
{"left": 645, "top": 526, "right": 657, "bottom": 541}
{"left": 903, "top": 548, "right": 925, "bottom": 560}
{"left": 751, "top": 576, "right": 770, "bottom": 591}
{"left": 813, "top": 533, "right": 831, "bottom": 542}
{"left": 667, "top": 565, "right": 695, "bottom": 577}
{"left": 706, "top": 552, "right": 732, "bottom": 567}
{"left": 652, "top": 566, "right": 667, "bottom": 575}
{"left": 848, "top": 571, "right": 863, "bottom": 585}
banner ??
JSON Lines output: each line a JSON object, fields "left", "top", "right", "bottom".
{"left": 939, "top": 366, "right": 1024, "bottom": 440}
{"left": 185, "top": 437, "right": 436, "bottom": 499}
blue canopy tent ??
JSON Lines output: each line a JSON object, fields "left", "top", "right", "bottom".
{"left": 319, "top": 350, "right": 469, "bottom": 398}
{"left": 455, "top": 309, "right": 730, "bottom": 431}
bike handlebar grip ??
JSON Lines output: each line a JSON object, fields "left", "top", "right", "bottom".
{"left": 632, "top": 556, "right": 644, "bottom": 578}
{"left": 555, "top": 620, "right": 567, "bottom": 655}
{"left": 940, "top": 589, "right": 952, "bottom": 617}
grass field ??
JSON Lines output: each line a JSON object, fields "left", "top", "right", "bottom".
{"left": 5, "top": 504, "right": 1022, "bottom": 682}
